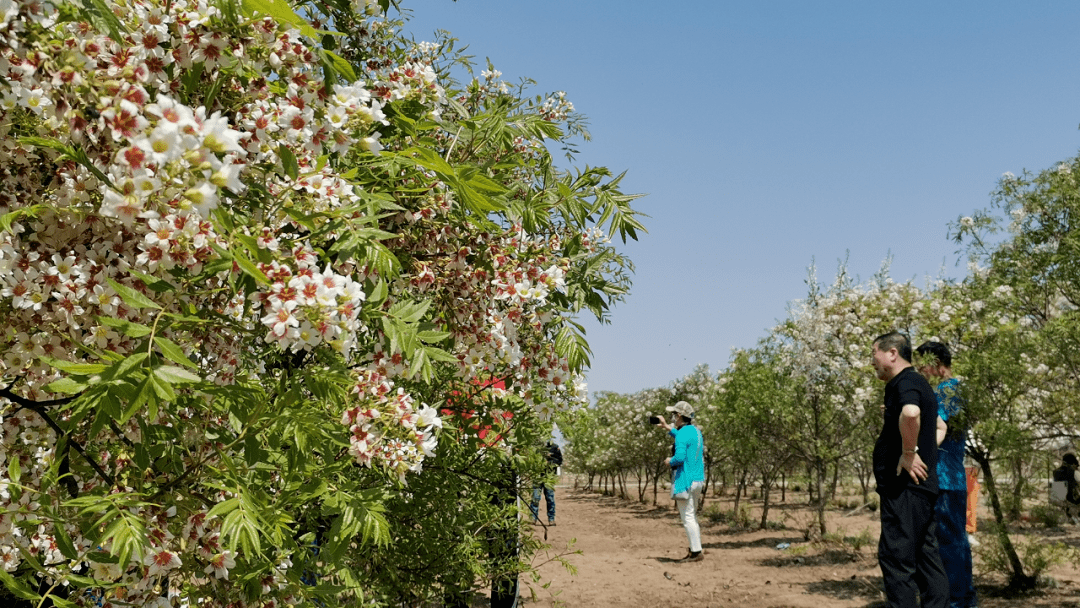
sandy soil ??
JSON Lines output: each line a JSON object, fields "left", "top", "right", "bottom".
{"left": 519, "top": 484, "right": 1080, "bottom": 608}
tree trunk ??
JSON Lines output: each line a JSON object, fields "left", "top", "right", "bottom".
{"left": 648, "top": 464, "right": 656, "bottom": 507}
{"left": 975, "top": 451, "right": 1036, "bottom": 590}
{"left": 856, "top": 462, "right": 870, "bottom": 503}
{"left": 1008, "top": 455, "right": 1025, "bottom": 522}
{"left": 814, "top": 457, "right": 828, "bottom": 536}
{"left": 760, "top": 476, "right": 772, "bottom": 529}
{"left": 733, "top": 469, "right": 747, "bottom": 516}
{"left": 781, "top": 471, "right": 786, "bottom": 503}
{"left": 828, "top": 460, "right": 840, "bottom": 503}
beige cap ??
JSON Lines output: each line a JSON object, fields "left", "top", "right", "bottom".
{"left": 665, "top": 400, "right": 694, "bottom": 418}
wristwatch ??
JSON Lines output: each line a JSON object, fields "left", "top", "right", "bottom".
{"left": 903, "top": 446, "right": 919, "bottom": 454}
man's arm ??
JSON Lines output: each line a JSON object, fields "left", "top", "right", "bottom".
{"left": 898, "top": 404, "right": 928, "bottom": 483}
{"left": 936, "top": 415, "right": 947, "bottom": 446}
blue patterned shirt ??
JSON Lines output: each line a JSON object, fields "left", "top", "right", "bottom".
{"left": 935, "top": 378, "right": 967, "bottom": 491}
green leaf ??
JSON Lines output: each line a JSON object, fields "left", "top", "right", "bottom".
{"left": 81, "top": 0, "right": 130, "bottom": 41}
{"left": 465, "top": 172, "right": 508, "bottom": 195}
{"left": 149, "top": 371, "right": 177, "bottom": 402}
{"left": 416, "top": 329, "right": 450, "bottom": 343}
{"left": 181, "top": 62, "right": 205, "bottom": 103}
{"left": 100, "top": 510, "right": 147, "bottom": 567}
{"left": 387, "top": 299, "right": 430, "bottom": 324}
{"left": 120, "top": 377, "right": 154, "bottom": 423}
{"left": 45, "top": 377, "right": 87, "bottom": 395}
{"left": 319, "top": 49, "right": 357, "bottom": 82}
{"left": 42, "top": 357, "right": 108, "bottom": 376}
{"left": 207, "top": 497, "right": 240, "bottom": 518}
{"left": 279, "top": 144, "right": 299, "bottom": 180}
{"left": 242, "top": 0, "right": 321, "bottom": 39}
{"left": 231, "top": 248, "right": 270, "bottom": 284}
{"left": 53, "top": 525, "right": 80, "bottom": 560}
{"left": 126, "top": 268, "right": 174, "bottom": 293}
{"left": 0, "top": 204, "right": 46, "bottom": 235}
{"left": 67, "top": 145, "right": 116, "bottom": 190}
{"left": 18, "top": 135, "right": 71, "bottom": 154}
{"left": 0, "top": 569, "right": 40, "bottom": 601}
{"left": 103, "top": 352, "right": 149, "bottom": 382}
{"left": 154, "top": 337, "right": 198, "bottom": 369}
{"left": 106, "top": 278, "right": 161, "bottom": 310}
{"left": 98, "top": 316, "right": 152, "bottom": 338}
{"left": 422, "top": 344, "right": 459, "bottom": 364}
{"left": 8, "top": 456, "right": 21, "bottom": 485}
{"left": 368, "top": 280, "right": 388, "bottom": 305}
{"left": 154, "top": 365, "right": 202, "bottom": 384}
{"left": 204, "top": 73, "right": 228, "bottom": 109}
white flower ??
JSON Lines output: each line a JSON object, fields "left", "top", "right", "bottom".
{"left": 203, "top": 551, "right": 236, "bottom": 580}
{"left": 144, "top": 549, "right": 182, "bottom": 577}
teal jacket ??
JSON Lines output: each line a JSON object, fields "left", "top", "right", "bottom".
{"left": 669, "top": 424, "right": 705, "bottom": 497}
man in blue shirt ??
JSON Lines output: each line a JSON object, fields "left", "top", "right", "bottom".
{"left": 917, "top": 341, "right": 977, "bottom": 608}
{"left": 656, "top": 400, "right": 706, "bottom": 563}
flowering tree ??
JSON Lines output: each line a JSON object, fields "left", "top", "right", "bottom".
{"left": 701, "top": 348, "right": 797, "bottom": 528}
{"left": 0, "top": 0, "right": 644, "bottom": 605}
{"left": 947, "top": 160, "right": 1080, "bottom": 589}
{"left": 764, "top": 262, "right": 925, "bottom": 535}
{"left": 560, "top": 388, "right": 672, "bottom": 502}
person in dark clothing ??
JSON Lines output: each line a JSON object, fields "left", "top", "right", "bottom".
{"left": 1052, "top": 453, "right": 1080, "bottom": 522}
{"left": 871, "top": 332, "right": 949, "bottom": 608}
{"left": 530, "top": 441, "right": 563, "bottom": 526}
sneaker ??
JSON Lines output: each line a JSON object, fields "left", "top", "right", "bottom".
{"left": 967, "top": 534, "right": 979, "bottom": 548}
{"left": 676, "top": 551, "right": 704, "bottom": 563}
{"left": 548, "top": 521, "right": 556, "bottom": 527}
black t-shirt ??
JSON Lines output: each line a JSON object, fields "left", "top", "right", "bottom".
{"left": 873, "top": 367, "right": 939, "bottom": 496}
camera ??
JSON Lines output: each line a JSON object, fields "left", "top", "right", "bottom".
{"left": 648, "top": 415, "right": 661, "bottom": 425}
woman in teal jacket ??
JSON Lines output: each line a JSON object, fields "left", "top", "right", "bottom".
{"left": 657, "top": 400, "right": 706, "bottom": 563}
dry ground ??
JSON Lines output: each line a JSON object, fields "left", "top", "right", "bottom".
{"left": 518, "top": 484, "right": 1080, "bottom": 608}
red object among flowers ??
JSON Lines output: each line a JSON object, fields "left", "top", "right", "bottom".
{"left": 442, "top": 377, "right": 514, "bottom": 447}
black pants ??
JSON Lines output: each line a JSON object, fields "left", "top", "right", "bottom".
{"left": 878, "top": 488, "right": 949, "bottom": 608}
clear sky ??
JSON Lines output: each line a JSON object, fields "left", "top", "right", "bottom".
{"left": 402, "top": 1, "right": 1080, "bottom": 397}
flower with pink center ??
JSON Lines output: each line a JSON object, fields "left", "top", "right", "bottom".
{"left": 144, "top": 548, "right": 182, "bottom": 577}
{"left": 204, "top": 550, "right": 236, "bottom": 580}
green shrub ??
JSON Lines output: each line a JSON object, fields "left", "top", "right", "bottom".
{"left": 847, "top": 528, "right": 875, "bottom": 552}
{"left": 1029, "top": 505, "right": 1063, "bottom": 528}
{"left": 975, "top": 527, "right": 1079, "bottom": 584}
{"left": 701, "top": 503, "right": 753, "bottom": 528}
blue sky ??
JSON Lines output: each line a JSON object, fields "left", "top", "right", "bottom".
{"left": 403, "top": 1, "right": 1080, "bottom": 397}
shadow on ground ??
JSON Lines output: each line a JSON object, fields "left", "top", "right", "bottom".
{"left": 562, "top": 492, "right": 672, "bottom": 521}
{"left": 802, "top": 575, "right": 884, "bottom": 603}
{"left": 700, "top": 535, "right": 803, "bottom": 551}
{"left": 760, "top": 549, "right": 868, "bottom": 568}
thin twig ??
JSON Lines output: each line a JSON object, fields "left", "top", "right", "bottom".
{"left": 444, "top": 126, "right": 463, "bottom": 161}
{"left": 19, "top": 400, "right": 115, "bottom": 487}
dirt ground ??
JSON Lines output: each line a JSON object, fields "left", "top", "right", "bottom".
{"left": 520, "top": 484, "right": 1080, "bottom": 608}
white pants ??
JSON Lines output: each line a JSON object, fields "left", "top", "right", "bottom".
{"left": 674, "top": 481, "right": 703, "bottom": 552}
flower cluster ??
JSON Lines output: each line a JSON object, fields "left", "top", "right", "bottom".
{"left": 342, "top": 368, "right": 442, "bottom": 481}
{"left": 253, "top": 259, "right": 367, "bottom": 353}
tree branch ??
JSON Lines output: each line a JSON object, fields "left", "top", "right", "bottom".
{"left": 3, "top": 395, "right": 116, "bottom": 488}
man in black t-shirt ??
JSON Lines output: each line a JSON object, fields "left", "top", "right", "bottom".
{"left": 870, "top": 332, "right": 948, "bottom": 608}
